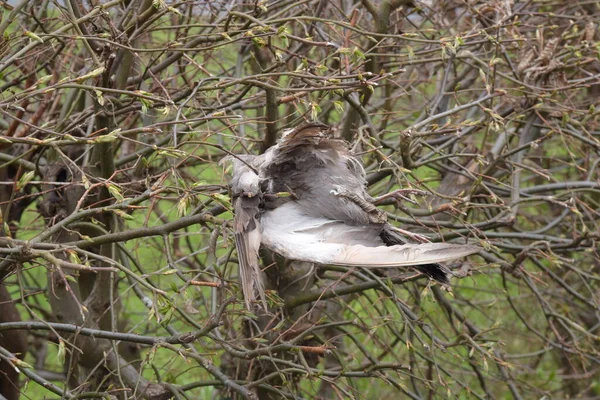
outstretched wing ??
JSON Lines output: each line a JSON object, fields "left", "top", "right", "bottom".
{"left": 261, "top": 203, "right": 478, "bottom": 273}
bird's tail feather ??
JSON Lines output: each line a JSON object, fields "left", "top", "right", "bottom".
{"left": 380, "top": 224, "right": 451, "bottom": 284}
{"left": 413, "top": 264, "right": 450, "bottom": 284}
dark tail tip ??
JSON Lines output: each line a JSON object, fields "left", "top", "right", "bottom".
{"left": 414, "top": 264, "right": 450, "bottom": 285}
{"left": 379, "top": 227, "right": 451, "bottom": 284}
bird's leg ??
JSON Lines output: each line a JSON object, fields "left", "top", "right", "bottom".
{"left": 372, "top": 188, "right": 429, "bottom": 206}
{"left": 387, "top": 225, "right": 431, "bottom": 244}
{"left": 331, "top": 187, "right": 387, "bottom": 224}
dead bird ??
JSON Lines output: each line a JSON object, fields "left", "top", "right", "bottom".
{"left": 228, "top": 122, "right": 479, "bottom": 309}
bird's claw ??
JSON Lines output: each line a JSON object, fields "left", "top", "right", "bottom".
{"left": 373, "top": 188, "right": 429, "bottom": 206}
{"left": 393, "top": 228, "right": 431, "bottom": 244}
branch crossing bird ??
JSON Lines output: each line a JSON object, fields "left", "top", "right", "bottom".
{"left": 228, "top": 123, "right": 479, "bottom": 309}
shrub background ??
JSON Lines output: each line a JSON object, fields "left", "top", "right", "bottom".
{"left": 0, "top": 0, "right": 599, "bottom": 399}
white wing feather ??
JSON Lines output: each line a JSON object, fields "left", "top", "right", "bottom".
{"left": 261, "top": 203, "right": 479, "bottom": 268}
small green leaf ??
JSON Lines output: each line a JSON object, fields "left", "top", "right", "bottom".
{"left": 57, "top": 339, "right": 66, "bottom": 364}
{"left": 68, "top": 250, "right": 82, "bottom": 265}
{"left": 352, "top": 46, "right": 365, "bottom": 61}
{"left": 24, "top": 31, "right": 43, "bottom": 43}
{"left": 256, "top": 1, "right": 267, "bottom": 12}
{"left": 74, "top": 67, "right": 106, "bottom": 83}
{"left": 95, "top": 89, "right": 105, "bottom": 106}
{"left": 146, "top": 346, "right": 157, "bottom": 364}
{"left": 177, "top": 194, "right": 189, "bottom": 217}
{"left": 94, "top": 128, "right": 121, "bottom": 143}
{"left": 139, "top": 97, "right": 154, "bottom": 113}
{"left": 107, "top": 184, "right": 124, "bottom": 202}
{"left": 13, "top": 358, "right": 33, "bottom": 369}
{"left": 159, "top": 105, "right": 171, "bottom": 116}
{"left": 479, "top": 69, "right": 487, "bottom": 85}
{"left": 81, "top": 175, "right": 91, "bottom": 190}
{"left": 163, "top": 269, "right": 179, "bottom": 275}
{"left": 157, "top": 148, "right": 186, "bottom": 158}
{"left": 310, "top": 102, "right": 321, "bottom": 120}
{"left": 152, "top": 0, "right": 166, "bottom": 9}
{"left": 167, "top": 6, "right": 181, "bottom": 15}
{"left": 112, "top": 209, "right": 134, "bottom": 220}
{"left": 35, "top": 75, "right": 52, "bottom": 86}
{"left": 17, "top": 171, "right": 35, "bottom": 190}
{"left": 252, "top": 36, "right": 266, "bottom": 48}
{"left": 147, "top": 306, "right": 157, "bottom": 322}
{"left": 211, "top": 193, "right": 231, "bottom": 208}
{"left": 314, "top": 64, "right": 327, "bottom": 74}
{"left": 333, "top": 101, "right": 344, "bottom": 113}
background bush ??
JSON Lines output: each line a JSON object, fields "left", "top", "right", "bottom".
{"left": 0, "top": 0, "right": 599, "bottom": 399}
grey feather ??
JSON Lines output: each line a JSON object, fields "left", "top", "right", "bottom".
{"left": 228, "top": 158, "right": 267, "bottom": 309}
{"left": 260, "top": 202, "right": 479, "bottom": 267}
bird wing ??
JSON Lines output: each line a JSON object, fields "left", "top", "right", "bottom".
{"left": 233, "top": 195, "right": 267, "bottom": 309}
{"left": 261, "top": 202, "right": 479, "bottom": 268}
{"left": 262, "top": 123, "right": 381, "bottom": 226}
{"left": 228, "top": 157, "right": 267, "bottom": 310}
